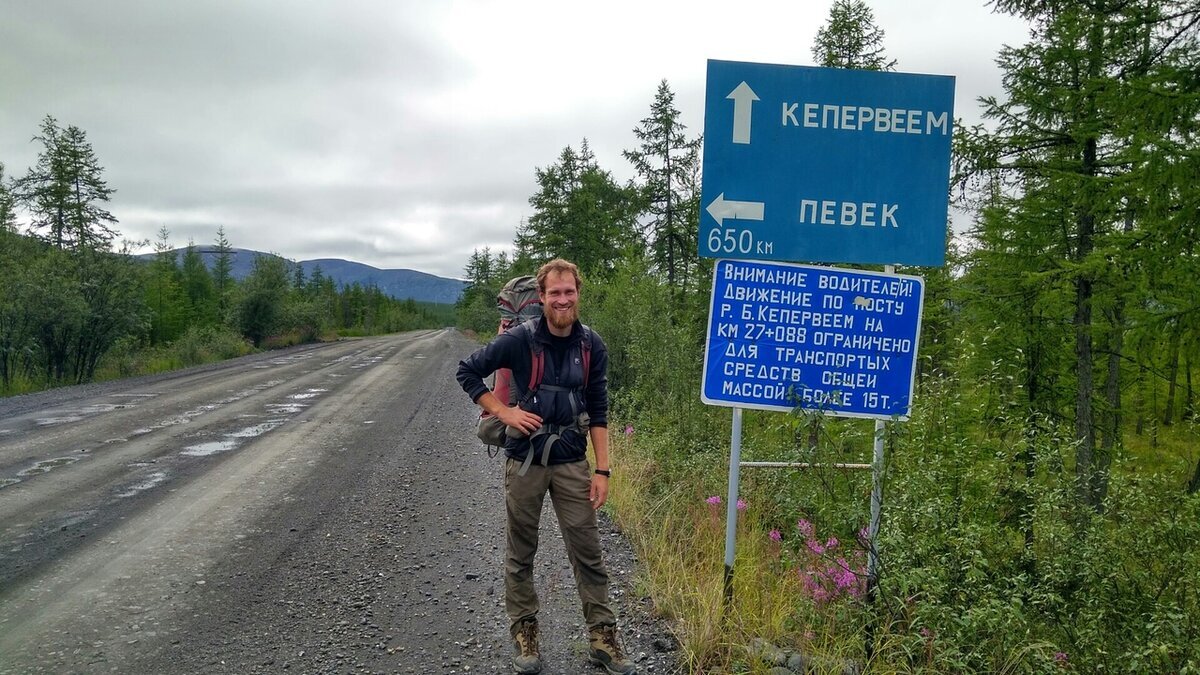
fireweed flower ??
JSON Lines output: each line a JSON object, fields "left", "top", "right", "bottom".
{"left": 769, "top": 529, "right": 782, "bottom": 542}
{"left": 826, "top": 536, "right": 839, "bottom": 550}
{"left": 797, "top": 519, "right": 814, "bottom": 537}
{"left": 806, "top": 539, "right": 826, "bottom": 555}
{"left": 1054, "top": 652, "right": 1068, "bottom": 665}
{"left": 705, "top": 495, "right": 721, "bottom": 506}
{"left": 736, "top": 498, "right": 747, "bottom": 511}
{"left": 624, "top": 424, "right": 634, "bottom": 437}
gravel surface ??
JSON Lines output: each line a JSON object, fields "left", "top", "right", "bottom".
{"left": 0, "top": 330, "right": 682, "bottom": 674}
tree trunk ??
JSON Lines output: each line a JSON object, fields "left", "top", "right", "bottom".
{"left": 1189, "top": 457, "right": 1200, "bottom": 495}
{"left": 1186, "top": 356, "right": 1195, "bottom": 422}
{"left": 1074, "top": 132, "right": 1099, "bottom": 510}
{"left": 1097, "top": 304, "right": 1123, "bottom": 507}
{"left": 1163, "top": 324, "right": 1181, "bottom": 426}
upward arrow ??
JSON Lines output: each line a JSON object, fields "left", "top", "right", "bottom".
{"left": 727, "top": 81, "right": 759, "bottom": 145}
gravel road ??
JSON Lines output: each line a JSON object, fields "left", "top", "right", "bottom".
{"left": 0, "top": 330, "right": 681, "bottom": 674}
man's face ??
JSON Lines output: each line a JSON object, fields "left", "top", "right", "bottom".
{"left": 540, "top": 271, "right": 579, "bottom": 331}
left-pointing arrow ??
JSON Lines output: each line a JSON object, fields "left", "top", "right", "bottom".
{"left": 727, "top": 81, "right": 759, "bottom": 145}
{"left": 706, "top": 193, "right": 765, "bottom": 226}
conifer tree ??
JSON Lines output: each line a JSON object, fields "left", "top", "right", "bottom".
{"left": 623, "top": 80, "right": 701, "bottom": 289}
{"left": 15, "top": 116, "right": 118, "bottom": 251}
{"left": 812, "top": 0, "right": 896, "bottom": 71}
{"left": 518, "top": 140, "right": 640, "bottom": 278}
{"left": 959, "top": 0, "right": 1200, "bottom": 508}
{"left": 212, "top": 226, "right": 235, "bottom": 320}
{"left": 0, "top": 162, "right": 17, "bottom": 232}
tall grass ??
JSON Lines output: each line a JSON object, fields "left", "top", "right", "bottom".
{"left": 605, "top": 362, "right": 1200, "bottom": 673}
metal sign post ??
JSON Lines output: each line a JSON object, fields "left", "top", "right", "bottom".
{"left": 723, "top": 407, "right": 744, "bottom": 606}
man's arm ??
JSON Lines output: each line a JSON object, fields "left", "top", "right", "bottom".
{"left": 457, "top": 332, "right": 542, "bottom": 434}
{"left": 589, "top": 425, "right": 609, "bottom": 510}
{"left": 476, "top": 390, "right": 542, "bottom": 435}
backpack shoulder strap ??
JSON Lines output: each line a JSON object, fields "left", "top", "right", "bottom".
{"left": 519, "top": 318, "right": 545, "bottom": 394}
{"left": 579, "top": 324, "right": 592, "bottom": 389}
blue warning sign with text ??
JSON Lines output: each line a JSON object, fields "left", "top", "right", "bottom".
{"left": 702, "top": 259, "right": 924, "bottom": 419}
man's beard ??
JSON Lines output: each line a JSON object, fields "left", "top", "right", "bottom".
{"left": 545, "top": 303, "right": 579, "bottom": 331}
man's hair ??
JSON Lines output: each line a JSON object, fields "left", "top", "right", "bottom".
{"left": 536, "top": 258, "right": 582, "bottom": 293}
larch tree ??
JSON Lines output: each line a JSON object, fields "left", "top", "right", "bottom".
{"left": 15, "top": 116, "right": 118, "bottom": 251}
{"left": 518, "top": 140, "right": 641, "bottom": 278}
{"left": 959, "top": 0, "right": 1200, "bottom": 509}
{"left": 623, "top": 80, "right": 702, "bottom": 290}
{"left": 812, "top": 0, "right": 896, "bottom": 71}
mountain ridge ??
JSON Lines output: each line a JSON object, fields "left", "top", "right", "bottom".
{"left": 144, "top": 246, "right": 467, "bottom": 305}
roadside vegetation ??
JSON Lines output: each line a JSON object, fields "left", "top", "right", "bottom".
{"left": 458, "top": 1, "right": 1200, "bottom": 671}
{"left": 0, "top": 117, "right": 452, "bottom": 397}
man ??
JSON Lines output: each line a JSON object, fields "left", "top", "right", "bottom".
{"left": 456, "top": 259, "right": 637, "bottom": 675}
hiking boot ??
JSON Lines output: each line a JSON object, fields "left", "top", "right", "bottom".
{"left": 588, "top": 624, "right": 637, "bottom": 674}
{"left": 511, "top": 618, "right": 542, "bottom": 674}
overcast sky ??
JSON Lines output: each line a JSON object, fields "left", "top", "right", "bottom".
{"left": 1, "top": 1, "right": 1030, "bottom": 279}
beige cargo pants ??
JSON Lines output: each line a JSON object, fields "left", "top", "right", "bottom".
{"left": 504, "top": 457, "right": 616, "bottom": 637}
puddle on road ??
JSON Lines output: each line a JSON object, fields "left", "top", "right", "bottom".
{"left": 288, "top": 388, "right": 328, "bottom": 400}
{"left": 136, "top": 380, "right": 289, "bottom": 435}
{"left": 0, "top": 478, "right": 20, "bottom": 489}
{"left": 180, "top": 419, "right": 288, "bottom": 457}
{"left": 226, "top": 420, "right": 287, "bottom": 438}
{"left": 265, "top": 403, "right": 307, "bottom": 415}
{"left": 118, "top": 471, "right": 168, "bottom": 498}
{"left": 350, "top": 356, "right": 385, "bottom": 369}
{"left": 36, "top": 415, "right": 84, "bottom": 426}
{"left": 181, "top": 440, "right": 238, "bottom": 457}
{"left": 17, "top": 456, "right": 82, "bottom": 477}
{"left": 34, "top": 403, "right": 130, "bottom": 427}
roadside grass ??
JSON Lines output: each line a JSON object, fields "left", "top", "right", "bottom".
{"left": 607, "top": 383, "right": 1200, "bottom": 674}
{"left": 607, "top": 432, "right": 867, "bottom": 674}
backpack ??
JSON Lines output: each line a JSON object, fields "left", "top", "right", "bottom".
{"left": 476, "top": 319, "right": 593, "bottom": 475}
{"left": 497, "top": 275, "right": 542, "bottom": 330}
{"left": 476, "top": 276, "right": 543, "bottom": 452}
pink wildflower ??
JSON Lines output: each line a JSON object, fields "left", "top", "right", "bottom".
{"left": 624, "top": 424, "right": 634, "bottom": 437}
{"left": 920, "top": 627, "right": 933, "bottom": 639}
{"left": 736, "top": 498, "right": 747, "bottom": 511}
{"left": 1054, "top": 652, "right": 1068, "bottom": 665}
{"left": 706, "top": 495, "right": 721, "bottom": 506}
{"left": 769, "top": 529, "right": 782, "bottom": 542}
{"left": 806, "top": 539, "right": 826, "bottom": 555}
{"left": 797, "top": 519, "right": 814, "bottom": 537}
{"left": 825, "top": 536, "right": 839, "bottom": 550}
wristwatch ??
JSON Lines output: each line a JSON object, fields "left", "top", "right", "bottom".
{"left": 594, "top": 469, "right": 611, "bottom": 477}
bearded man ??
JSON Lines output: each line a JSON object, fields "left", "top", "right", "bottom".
{"left": 456, "top": 258, "right": 636, "bottom": 675}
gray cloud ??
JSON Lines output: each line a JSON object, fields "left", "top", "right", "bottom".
{"left": 2, "top": 1, "right": 1031, "bottom": 278}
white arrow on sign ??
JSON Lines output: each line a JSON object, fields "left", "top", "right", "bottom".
{"left": 706, "top": 193, "right": 765, "bottom": 226}
{"left": 726, "top": 81, "right": 759, "bottom": 145}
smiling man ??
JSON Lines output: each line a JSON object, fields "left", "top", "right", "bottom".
{"left": 456, "top": 258, "right": 635, "bottom": 675}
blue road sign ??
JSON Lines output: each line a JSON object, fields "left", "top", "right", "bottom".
{"left": 699, "top": 60, "right": 954, "bottom": 267}
{"left": 702, "top": 259, "right": 924, "bottom": 420}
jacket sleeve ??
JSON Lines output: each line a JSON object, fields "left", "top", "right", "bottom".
{"left": 457, "top": 332, "right": 525, "bottom": 404}
{"left": 584, "top": 331, "right": 609, "bottom": 428}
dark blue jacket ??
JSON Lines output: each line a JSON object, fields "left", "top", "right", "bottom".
{"left": 457, "top": 317, "right": 608, "bottom": 465}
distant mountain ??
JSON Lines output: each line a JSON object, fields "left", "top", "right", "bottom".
{"left": 141, "top": 247, "right": 467, "bottom": 305}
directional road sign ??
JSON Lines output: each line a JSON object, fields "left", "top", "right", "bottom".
{"left": 701, "top": 259, "right": 924, "bottom": 420}
{"left": 699, "top": 60, "right": 955, "bottom": 267}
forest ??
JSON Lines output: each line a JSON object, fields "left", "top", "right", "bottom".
{"left": 457, "top": 1, "right": 1200, "bottom": 672}
{"left": 0, "top": 116, "right": 452, "bottom": 396}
